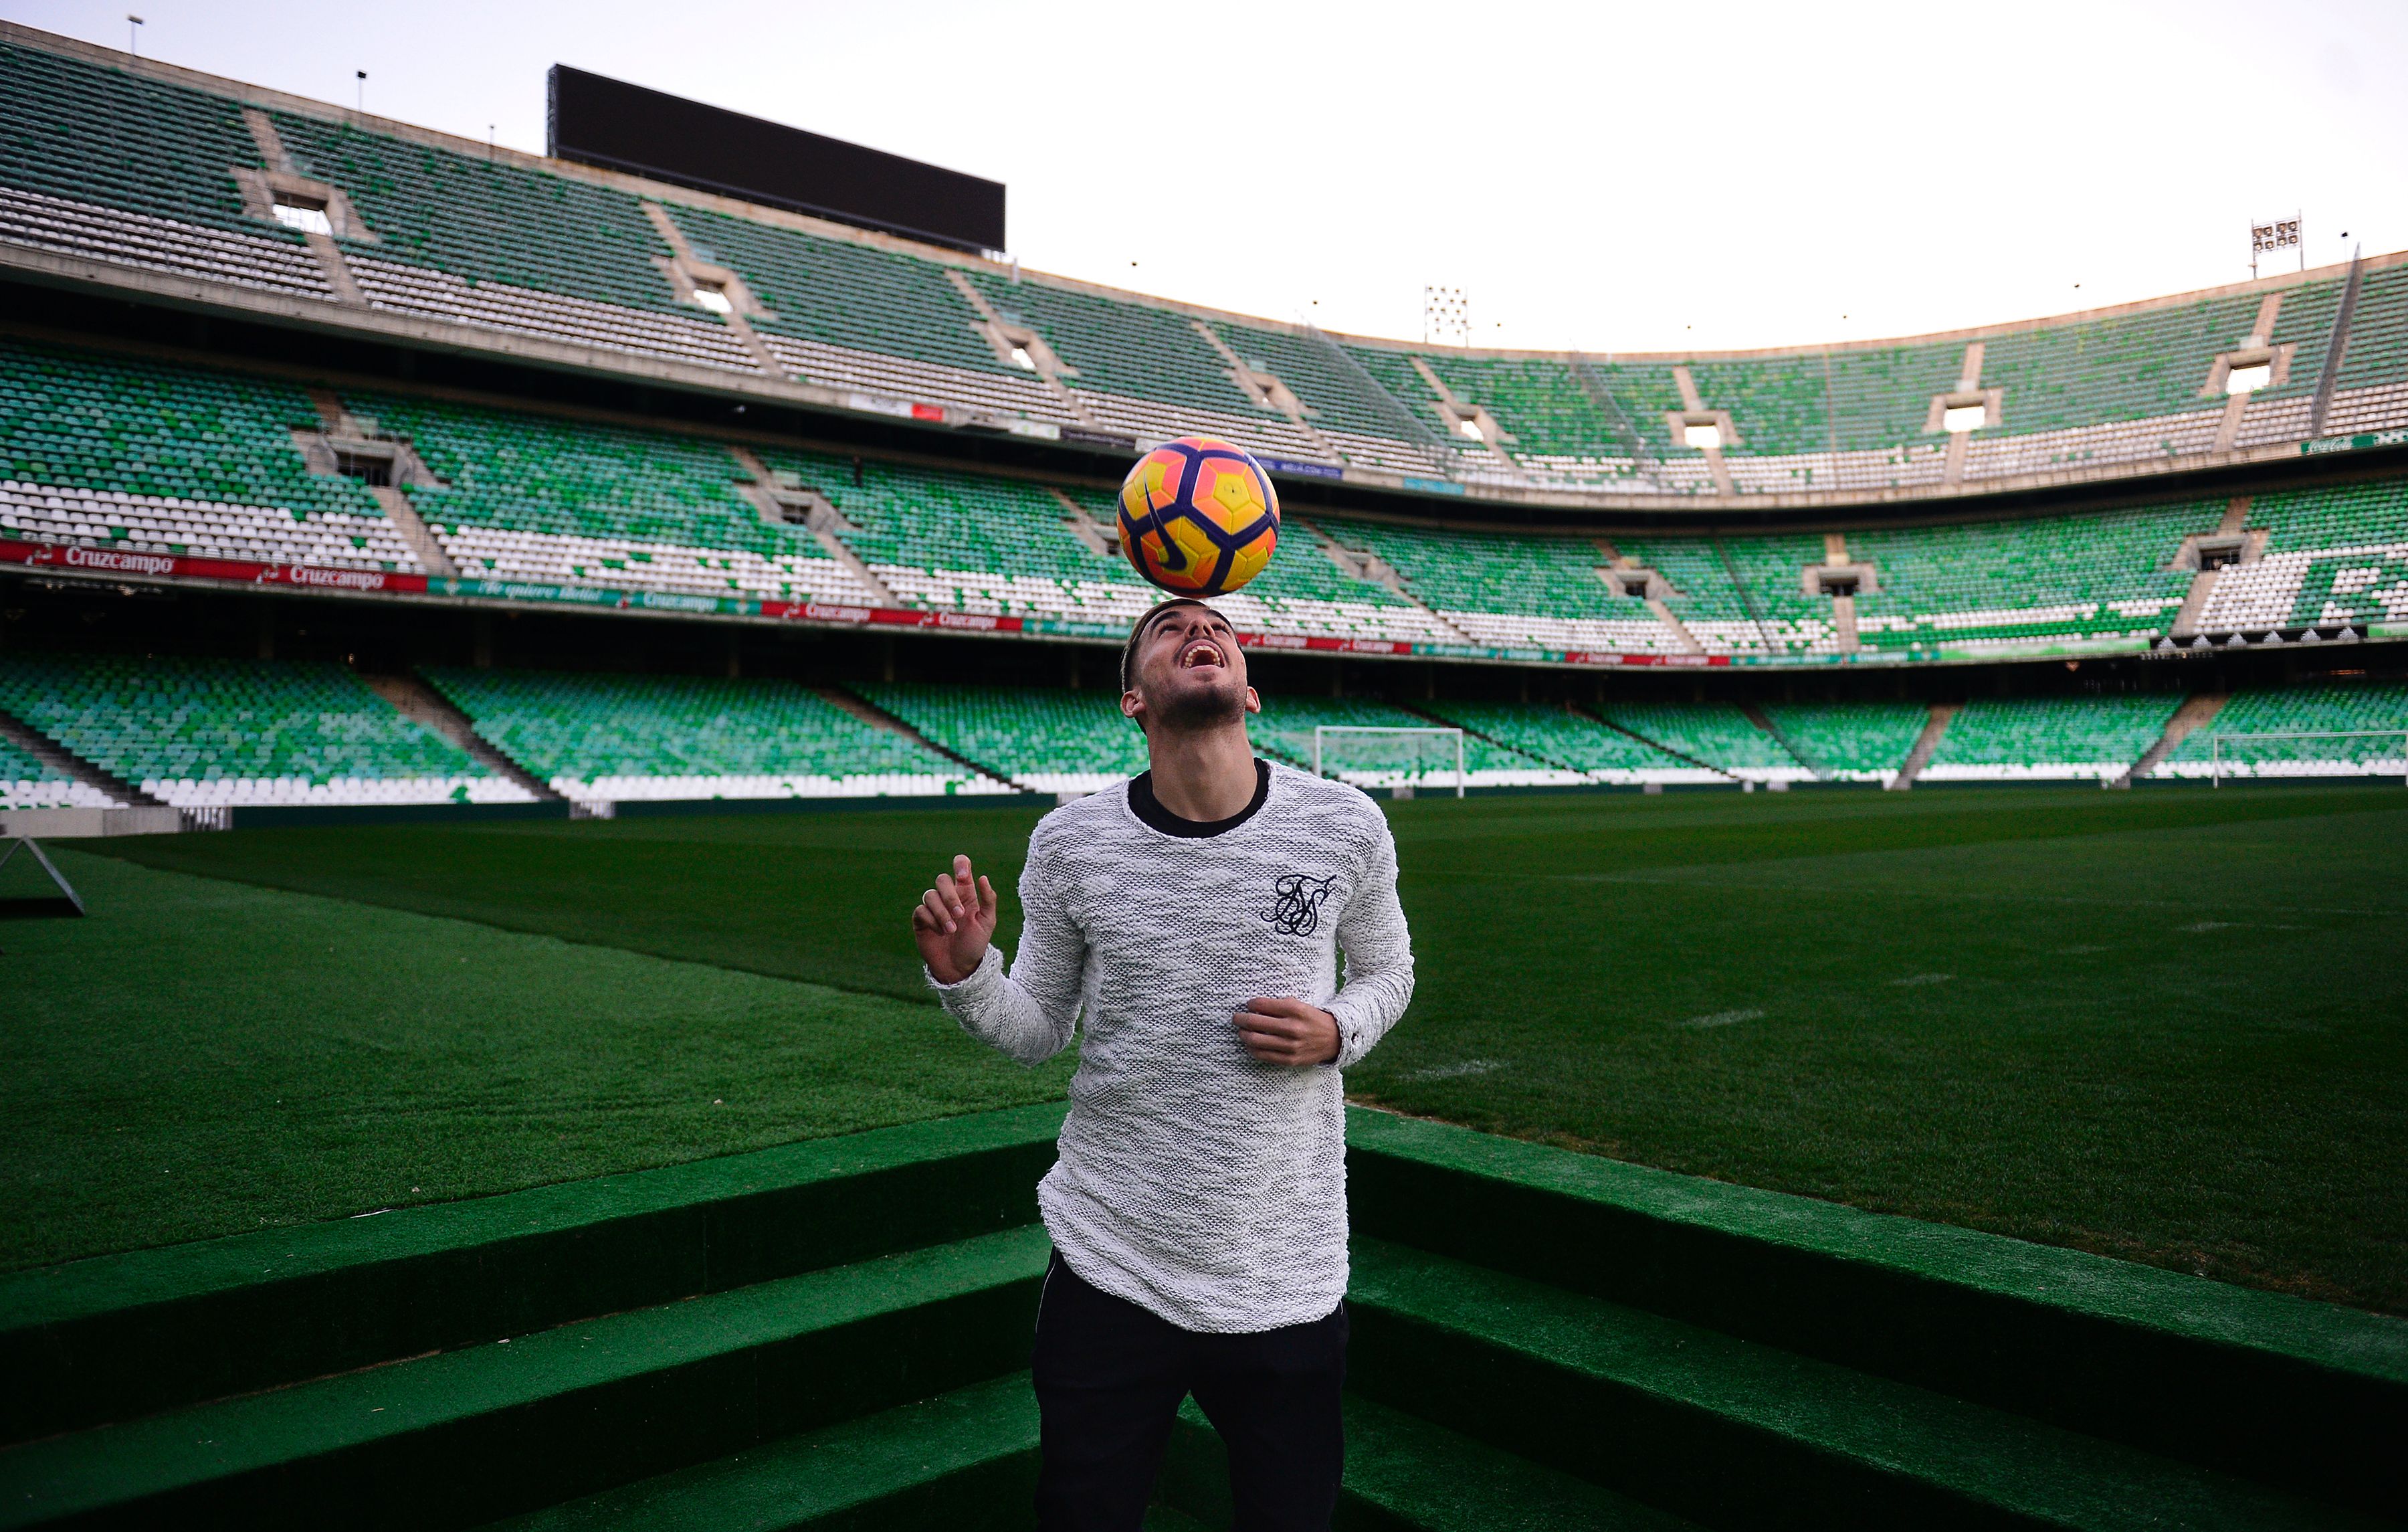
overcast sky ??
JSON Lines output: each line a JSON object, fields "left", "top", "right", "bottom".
{"left": 15, "top": 0, "right": 2407, "bottom": 353}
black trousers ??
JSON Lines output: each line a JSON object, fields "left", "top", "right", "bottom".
{"left": 1031, "top": 1252, "right": 1348, "bottom": 1531}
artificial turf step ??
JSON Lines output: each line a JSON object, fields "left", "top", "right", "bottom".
{"left": 1344, "top": 1238, "right": 2380, "bottom": 1532}
{"left": 1157, "top": 1394, "right": 1701, "bottom": 1531}
{"left": 1338, "top": 1396, "right": 1702, "bottom": 1532}
{"left": 1346, "top": 1108, "right": 2408, "bottom": 1517}
{"left": 0, "top": 1226, "right": 1051, "bottom": 1531}
{"left": 476, "top": 1371, "right": 1041, "bottom": 1532}
{"left": 0, "top": 1104, "right": 1066, "bottom": 1446}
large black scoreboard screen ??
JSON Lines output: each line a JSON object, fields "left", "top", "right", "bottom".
{"left": 547, "top": 66, "right": 1005, "bottom": 254}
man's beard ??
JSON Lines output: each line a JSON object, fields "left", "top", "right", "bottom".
{"left": 1147, "top": 673, "right": 1247, "bottom": 735}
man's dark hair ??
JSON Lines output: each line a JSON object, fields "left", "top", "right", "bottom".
{"left": 1118, "top": 597, "right": 1223, "bottom": 694}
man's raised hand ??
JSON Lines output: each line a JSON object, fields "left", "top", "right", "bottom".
{"left": 912, "top": 854, "right": 999, "bottom": 984}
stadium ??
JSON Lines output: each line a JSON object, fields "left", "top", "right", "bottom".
{"left": 1, "top": 12, "right": 2403, "bottom": 1529}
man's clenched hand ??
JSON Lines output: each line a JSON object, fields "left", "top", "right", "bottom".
{"left": 1235, "top": 997, "right": 1340, "bottom": 1066}
{"left": 912, "top": 854, "right": 998, "bottom": 984}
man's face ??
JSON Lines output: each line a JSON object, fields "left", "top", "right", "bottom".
{"left": 1123, "top": 603, "right": 1258, "bottom": 735}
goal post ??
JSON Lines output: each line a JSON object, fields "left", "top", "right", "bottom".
{"left": 1310, "top": 725, "right": 1466, "bottom": 797}
{"left": 2204, "top": 729, "right": 2408, "bottom": 787}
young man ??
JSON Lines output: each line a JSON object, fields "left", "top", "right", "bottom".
{"left": 910, "top": 595, "right": 1415, "bottom": 1531}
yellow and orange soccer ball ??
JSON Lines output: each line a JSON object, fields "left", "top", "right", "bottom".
{"left": 1116, "top": 436, "right": 1280, "bottom": 596}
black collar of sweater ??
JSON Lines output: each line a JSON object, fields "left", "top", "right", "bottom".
{"left": 1126, "top": 758, "right": 1272, "bottom": 838}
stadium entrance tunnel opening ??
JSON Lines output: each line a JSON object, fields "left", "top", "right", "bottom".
{"left": 1800, "top": 563, "right": 1882, "bottom": 599}
{"left": 269, "top": 193, "right": 334, "bottom": 237}
{"left": 332, "top": 448, "right": 394, "bottom": 488}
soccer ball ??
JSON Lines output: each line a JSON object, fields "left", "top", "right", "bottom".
{"left": 1116, "top": 436, "right": 1280, "bottom": 596}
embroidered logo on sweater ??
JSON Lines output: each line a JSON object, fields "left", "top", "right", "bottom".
{"left": 1264, "top": 873, "right": 1339, "bottom": 936}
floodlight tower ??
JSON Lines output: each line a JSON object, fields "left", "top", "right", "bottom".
{"left": 2251, "top": 215, "right": 2301, "bottom": 278}
{"left": 1422, "top": 285, "right": 1470, "bottom": 349}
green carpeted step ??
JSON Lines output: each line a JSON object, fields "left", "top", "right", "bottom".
{"left": 478, "top": 1371, "right": 1041, "bottom": 1531}
{"left": 1346, "top": 1238, "right": 2378, "bottom": 1532}
{"left": 0, "top": 1105, "right": 1065, "bottom": 1446}
{"left": 1344, "top": 1107, "right": 2408, "bottom": 1516}
{"left": 0, "top": 1226, "right": 1051, "bottom": 1531}
{"left": 1157, "top": 1395, "right": 1697, "bottom": 1532}
{"left": 1338, "top": 1396, "right": 1702, "bottom": 1531}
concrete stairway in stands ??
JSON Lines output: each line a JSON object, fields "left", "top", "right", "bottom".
{"left": 3, "top": 1107, "right": 2399, "bottom": 1530}
{"left": 357, "top": 672, "right": 561, "bottom": 802}
{"left": 2125, "top": 692, "right": 2229, "bottom": 785}
{"left": 0, "top": 706, "right": 159, "bottom": 808}
{"left": 1889, "top": 701, "right": 1959, "bottom": 789}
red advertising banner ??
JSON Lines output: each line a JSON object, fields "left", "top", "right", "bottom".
{"left": 0, "top": 538, "right": 1757, "bottom": 670}
{"left": 1, "top": 539, "right": 431, "bottom": 594}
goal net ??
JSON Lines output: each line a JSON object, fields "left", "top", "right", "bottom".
{"left": 2181, "top": 729, "right": 2408, "bottom": 783}
{"left": 1311, "top": 726, "right": 1465, "bottom": 797}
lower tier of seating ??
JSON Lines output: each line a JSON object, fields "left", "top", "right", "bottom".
{"left": 3, "top": 652, "right": 2397, "bottom": 807}
{"left": 856, "top": 683, "right": 1146, "bottom": 795}
{"left": 0, "top": 654, "right": 520, "bottom": 807}
{"left": 1417, "top": 700, "right": 1718, "bottom": 784}
{"left": 2161, "top": 682, "right": 2408, "bottom": 779}
{"left": 1248, "top": 694, "right": 1582, "bottom": 789}
{"left": 423, "top": 668, "right": 1011, "bottom": 803}
{"left": 1599, "top": 702, "right": 1811, "bottom": 782}
{"left": 1921, "top": 695, "right": 2183, "bottom": 783}
{"left": 1761, "top": 700, "right": 1933, "bottom": 783}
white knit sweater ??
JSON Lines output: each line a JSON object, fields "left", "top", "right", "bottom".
{"left": 930, "top": 759, "right": 1414, "bottom": 1332}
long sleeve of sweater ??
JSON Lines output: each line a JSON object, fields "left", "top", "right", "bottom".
{"left": 926, "top": 826, "right": 1086, "bottom": 1065}
{"left": 1326, "top": 812, "right": 1413, "bottom": 1068}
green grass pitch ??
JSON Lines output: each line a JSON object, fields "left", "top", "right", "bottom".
{"left": 8, "top": 784, "right": 2404, "bottom": 1314}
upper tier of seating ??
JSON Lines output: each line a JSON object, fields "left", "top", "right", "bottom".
{"left": 423, "top": 667, "right": 1005, "bottom": 801}
{"left": 7, "top": 27, "right": 2403, "bottom": 508}
{"left": 8, "top": 339, "right": 2403, "bottom": 668}
{"left": 0, "top": 337, "right": 412, "bottom": 570}
{"left": 0, "top": 653, "right": 521, "bottom": 806}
